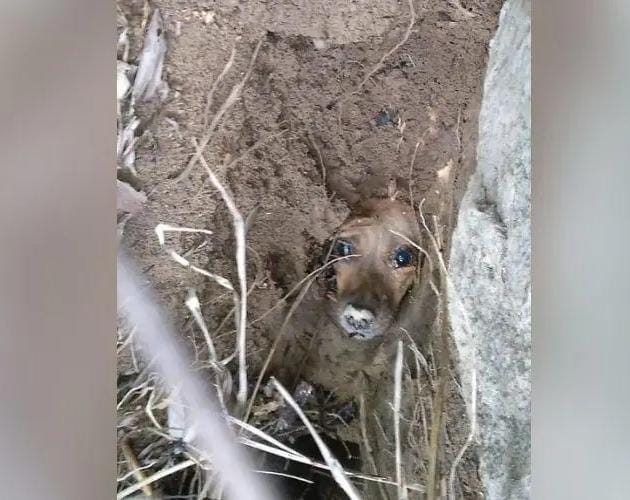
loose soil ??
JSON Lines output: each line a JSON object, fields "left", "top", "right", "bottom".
{"left": 117, "top": 0, "right": 502, "bottom": 498}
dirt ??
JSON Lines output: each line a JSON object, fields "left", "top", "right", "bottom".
{"left": 118, "top": 0, "right": 502, "bottom": 497}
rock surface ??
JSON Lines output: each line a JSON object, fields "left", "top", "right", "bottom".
{"left": 447, "top": 0, "right": 531, "bottom": 498}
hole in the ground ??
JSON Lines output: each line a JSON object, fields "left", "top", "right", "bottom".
{"left": 155, "top": 435, "right": 362, "bottom": 499}
{"left": 264, "top": 434, "right": 362, "bottom": 499}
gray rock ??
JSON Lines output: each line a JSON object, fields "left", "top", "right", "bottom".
{"left": 447, "top": 0, "right": 531, "bottom": 498}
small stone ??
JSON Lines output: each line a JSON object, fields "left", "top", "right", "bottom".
{"left": 374, "top": 107, "right": 400, "bottom": 127}
{"left": 202, "top": 10, "right": 215, "bottom": 24}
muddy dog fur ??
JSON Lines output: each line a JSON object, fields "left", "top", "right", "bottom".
{"left": 270, "top": 198, "right": 427, "bottom": 399}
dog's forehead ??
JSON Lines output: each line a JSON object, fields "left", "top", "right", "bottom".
{"left": 340, "top": 199, "right": 417, "bottom": 236}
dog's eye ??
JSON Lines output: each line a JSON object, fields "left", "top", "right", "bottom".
{"left": 393, "top": 247, "right": 414, "bottom": 268}
{"left": 334, "top": 240, "right": 354, "bottom": 257}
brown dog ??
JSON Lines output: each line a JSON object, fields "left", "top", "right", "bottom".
{"left": 270, "top": 198, "right": 422, "bottom": 397}
{"left": 319, "top": 198, "right": 421, "bottom": 341}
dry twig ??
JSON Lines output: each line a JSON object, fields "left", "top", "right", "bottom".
{"left": 239, "top": 434, "right": 412, "bottom": 490}
{"left": 271, "top": 378, "right": 363, "bottom": 500}
{"left": 117, "top": 459, "right": 196, "bottom": 499}
{"left": 393, "top": 340, "right": 407, "bottom": 500}
{"left": 244, "top": 277, "right": 314, "bottom": 422}
{"left": 354, "top": 0, "right": 417, "bottom": 93}
{"left": 120, "top": 439, "right": 154, "bottom": 498}
{"left": 203, "top": 46, "right": 237, "bottom": 128}
{"left": 185, "top": 289, "right": 218, "bottom": 364}
{"left": 194, "top": 143, "right": 249, "bottom": 413}
{"left": 249, "top": 254, "right": 357, "bottom": 327}
{"left": 154, "top": 223, "right": 233, "bottom": 290}
{"left": 175, "top": 38, "right": 264, "bottom": 183}
{"left": 185, "top": 290, "right": 232, "bottom": 413}
{"left": 360, "top": 394, "right": 389, "bottom": 500}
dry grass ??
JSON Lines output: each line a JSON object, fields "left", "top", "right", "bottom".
{"left": 383, "top": 166, "right": 479, "bottom": 500}
{"left": 118, "top": 190, "right": 478, "bottom": 499}
{"left": 360, "top": 394, "right": 389, "bottom": 500}
{"left": 393, "top": 340, "right": 406, "bottom": 500}
{"left": 244, "top": 253, "right": 359, "bottom": 423}
{"left": 271, "top": 378, "right": 363, "bottom": 500}
{"left": 117, "top": 26, "right": 397, "bottom": 499}
{"left": 117, "top": 458, "right": 196, "bottom": 499}
{"left": 118, "top": 34, "right": 274, "bottom": 498}
{"left": 118, "top": 255, "right": 275, "bottom": 500}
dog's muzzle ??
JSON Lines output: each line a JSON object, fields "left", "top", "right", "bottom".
{"left": 340, "top": 304, "right": 379, "bottom": 340}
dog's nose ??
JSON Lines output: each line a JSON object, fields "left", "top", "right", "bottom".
{"left": 342, "top": 304, "right": 375, "bottom": 336}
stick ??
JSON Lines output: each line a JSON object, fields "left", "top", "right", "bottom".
{"left": 154, "top": 223, "right": 233, "bottom": 291}
{"left": 448, "top": 367, "right": 477, "bottom": 500}
{"left": 255, "top": 470, "right": 314, "bottom": 485}
{"left": 194, "top": 144, "right": 249, "bottom": 413}
{"left": 239, "top": 436, "right": 414, "bottom": 490}
{"left": 244, "top": 277, "right": 314, "bottom": 422}
{"left": 117, "top": 459, "right": 196, "bottom": 499}
{"left": 271, "top": 378, "right": 363, "bottom": 500}
{"left": 393, "top": 340, "right": 406, "bottom": 499}
{"left": 185, "top": 289, "right": 218, "bottom": 363}
{"left": 249, "top": 254, "right": 357, "bottom": 327}
{"left": 203, "top": 47, "right": 237, "bottom": 128}
{"left": 360, "top": 394, "right": 389, "bottom": 500}
{"left": 228, "top": 415, "right": 309, "bottom": 460}
{"left": 120, "top": 439, "right": 154, "bottom": 498}
{"left": 185, "top": 290, "right": 231, "bottom": 413}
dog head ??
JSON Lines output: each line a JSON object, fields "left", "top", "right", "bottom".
{"left": 320, "top": 199, "right": 421, "bottom": 341}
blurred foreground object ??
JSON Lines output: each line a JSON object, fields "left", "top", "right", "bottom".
{"left": 117, "top": 253, "right": 274, "bottom": 500}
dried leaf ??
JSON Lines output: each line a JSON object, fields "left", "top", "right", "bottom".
{"left": 252, "top": 400, "right": 281, "bottom": 418}
{"left": 116, "top": 117, "right": 140, "bottom": 171}
{"left": 117, "top": 61, "right": 132, "bottom": 102}
{"left": 132, "top": 8, "right": 168, "bottom": 102}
